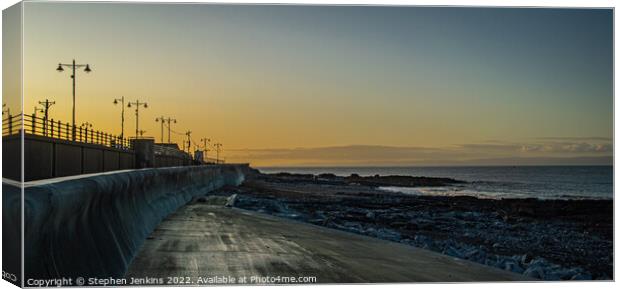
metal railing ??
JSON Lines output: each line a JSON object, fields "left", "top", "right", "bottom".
{"left": 153, "top": 144, "right": 191, "bottom": 158}
{"left": 2, "top": 113, "right": 132, "bottom": 150}
{"left": 204, "top": 157, "right": 224, "bottom": 164}
{"left": 2, "top": 114, "right": 22, "bottom": 136}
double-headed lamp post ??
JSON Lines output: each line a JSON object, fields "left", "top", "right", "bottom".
{"left": 200, "top": 138, "right": 211, "bottom": 160}
{"left": 113, "top": 96, "right": 125, "bottom": 139}
{"left": 56, "top": 59, "right": 92, "bottom": 141}
{"left": 155, "top": 116, "right": 176, "bottom": 143}
{"left": 128, "top": 100, "right": 148, "bottom": 139}
{"left": 214, "top": 143, "right": 222, "bottom": 164}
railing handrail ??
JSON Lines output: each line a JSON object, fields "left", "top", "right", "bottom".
{"left": 153, "top": 144, "right": 192, "bottom": 158}
{"left": 2, "top": 113, "right": 132, "bottom": 151}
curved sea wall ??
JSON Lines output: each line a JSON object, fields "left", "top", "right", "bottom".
{"left": 5, "top": 165, "right": 246, "bottom": 281}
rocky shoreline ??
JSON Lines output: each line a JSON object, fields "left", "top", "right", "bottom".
{"left": 208, "top": 171, "right": 613, "bottom": 280}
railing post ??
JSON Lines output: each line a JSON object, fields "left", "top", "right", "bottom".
{"left": 50, "top": 118, "right": 54, "bottom": 138}
{"left": 57, "top": 120, "right": 61, "bottom": 138}
{"left": 31, "top": 113, "right": 36, "bottom": 134}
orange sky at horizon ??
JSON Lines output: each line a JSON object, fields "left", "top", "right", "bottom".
{"left": 3, "top": 3, "right": 612, "bottom": 166}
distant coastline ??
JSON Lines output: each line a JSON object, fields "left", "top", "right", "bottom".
{"left": 256, "top": 165, "right": 613, "bottom": 200}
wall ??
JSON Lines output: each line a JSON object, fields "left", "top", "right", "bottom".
{"left": 4, "top": 164, "right": 247, "bottom": 281}
{"left": 153, "top": 155, "right": 193, "bottom": 167}
{"left": 3, "top": 134, "right": 136, "bottom": 181}
{"left": 2, "top": 135, "right": 22, "bottom": 181}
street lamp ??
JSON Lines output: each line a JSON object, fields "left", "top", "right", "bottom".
{"left": 200, "top": 137, "right": 211, "bottom": 160}
{"left": 56, "top": 59, "right": 92, "bottom": 141}
{"left": 128, "top": 100, "right": 148, "bottom": 139}
{"left": 155, "top": 117, "right": 177, "bottom": 143}
{"left": 155, "top": 116, "right": 176, "bottom": 143}
{"left": 113, "top": 96, "right": 125, "bottom": 139}
{"left": 33, "top": 106, "right": 44, "bottom": 118}
{"left": 80, "top": 122, "right": 93, "bottom": 142}
{"left": 214, "top": 143, "right": 222, "bottom": 164}
{"left": 33, "top": 106, "right": 44, "bottom": 133}
{"left": 38, "top": 99, "right": 55, "bottom": 136}
{"left": 185, "top": 131, "right": 192, "bottom": 154}
{"left": 2, "top": 103, "right": 9, "bottom": 116}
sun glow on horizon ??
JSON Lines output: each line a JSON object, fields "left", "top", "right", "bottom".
{"left": 10, "top": 3, "right": 612, "bottom": 166}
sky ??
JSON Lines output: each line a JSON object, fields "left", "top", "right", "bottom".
{"left": 8, "top": 3, "right": 614, "bottom": 166}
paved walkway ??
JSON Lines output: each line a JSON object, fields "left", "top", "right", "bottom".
{"left": 126, "top": 203, "right": 528, "bottom": 284}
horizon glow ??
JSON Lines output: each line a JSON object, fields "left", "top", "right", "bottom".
{"left": 8, "top": 3, "right": 613, "bottom": 166}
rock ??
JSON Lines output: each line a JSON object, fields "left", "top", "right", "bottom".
{"left": 225, "top": 194, "right": 238, "bottom": 207}
{"left": 365, "top": 211, "right": 376, "bottom": 219}
{"left": 463, "top": 248, "right": 481, "bottom": 259}
{"left": 553, "top": 268, "right": 580, "bottom": 280}
{"left": 364, "top": 227, "right": 377, "bottom": 236}
{"left": 523, "top": 266, "right": 545, "bottom": 279}
{"left": 443, "top": 246, "right": 463, "bottom": 259}
{"left": 413, "top": 235, "right": 432, "bottom": 247}
{"left": 375, "top": 228, "right": 401, "bottom": 241}
{"left": 519, "top": 254, "right": 533, "bottom": 265}
{"left": 570, "top": 273, "right": 592, "bottom": 280}
{"left": 503, "top": 260, "right": 524, "bottom": 274}
{"left": 528, "top": 257, "right": 548, "bottom": 268}
{"left": 317, "top": 173, "right": 338, "bottom": 179}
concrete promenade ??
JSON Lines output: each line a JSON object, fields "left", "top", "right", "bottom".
{"left": 126, "top": 202, "right": 529, "bottom": 283}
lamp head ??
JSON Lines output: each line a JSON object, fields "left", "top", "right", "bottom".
{"left": 84, "top": 64, "right": 91, "bottom": 73}
{"left": 127, "top": 103, "right": 131, "bottom": 108}
{"left": 113, "top": 99, "right": 118, "bottom": 105}
{"left": 56, "top": 64, "right": 64, "bottom": 72}
{"left": 144, "top": 103, "right": 148, "bottom": 108}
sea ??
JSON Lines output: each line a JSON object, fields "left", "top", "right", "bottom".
{"left": 256, "top": 166, "right": 613, "bottom": 200}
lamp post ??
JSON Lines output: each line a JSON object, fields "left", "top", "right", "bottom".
{"left": 214, "top": 143, "right": 222, "bottom": 164}
{"left": 38, "top": 99, "right": 55, "bottom": 136}
{"left": 200, "top": 137, "right": 210, "bottom": 160}
{"left": 185, "top": 131, "right": 192, "bottom": 154}
{"left": 2, "top": 103, "right": 10, "bottom": 116}
{"left": 113, "top": 96, "right": 125, "bottom": 139}
{"left": 80, "top": 122, "right": 93, "bottom": 142}
{"left": 56, "top": 59, "right": 92, "bottom": 141}
{"left": 155, "top": 116, "right": 176, "bottom": 143}
{"left": 33, "top": 106, "right": 44, "bottom": 118}
{"left": 127, "top": 100, "right": 148, "bottom": 139}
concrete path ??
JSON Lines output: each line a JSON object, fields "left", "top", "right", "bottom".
{"left": 126, "top": 203, "right": 529, "bottom": 284}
